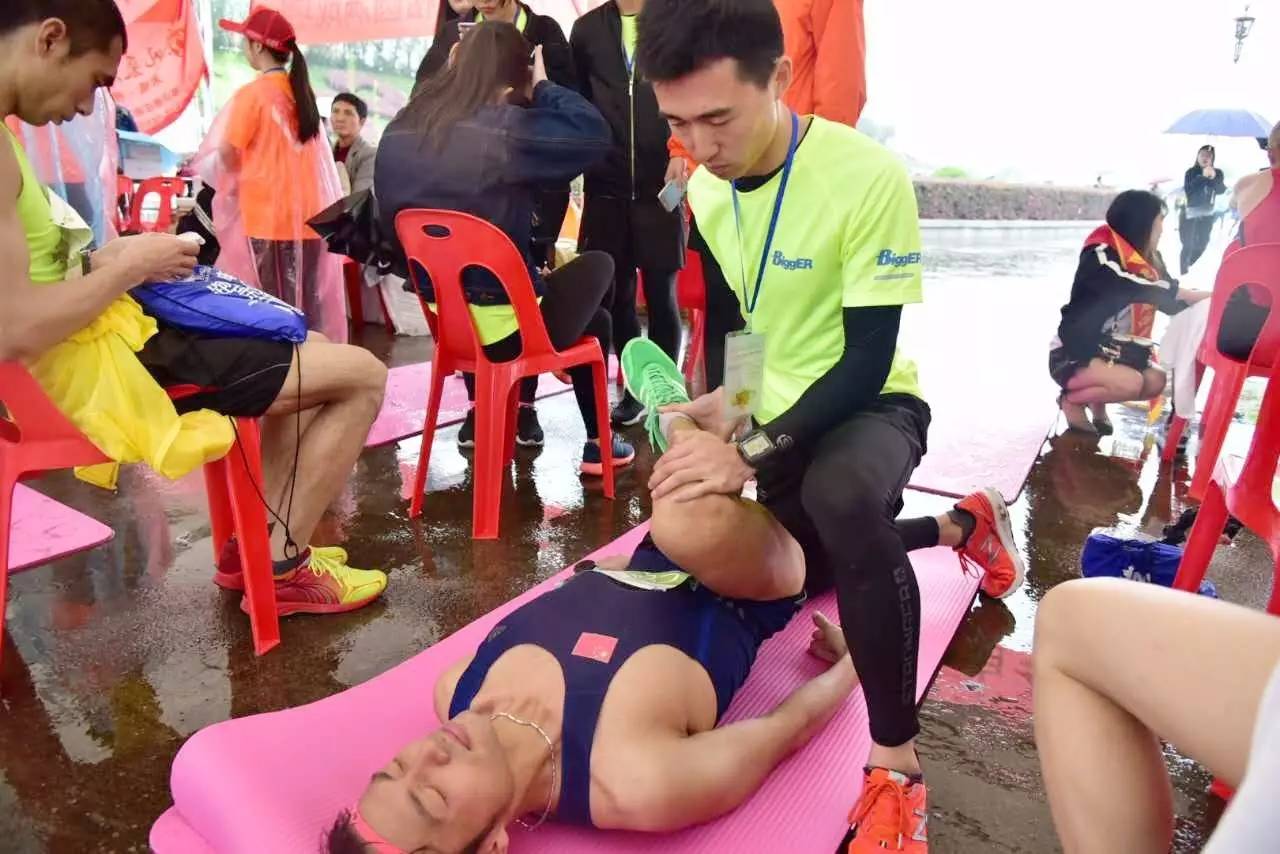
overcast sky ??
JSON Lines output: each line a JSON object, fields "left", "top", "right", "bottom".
{"left": 863, "top": 0, "right": 1278, "bottom": 186}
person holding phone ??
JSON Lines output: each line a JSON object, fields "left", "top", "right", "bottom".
{"left": 571, "top": 0, "right": 686, "bottom": 428}
{"left": 379, "top": 25, "right": 635, "bottom": 472}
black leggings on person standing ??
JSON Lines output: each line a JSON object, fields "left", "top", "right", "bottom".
{"left": 757, "top": 395, "right": 938, "bottom": 748}
{"left": 610, "top": 265, "right": 681, "bottom": 368}
{"left": 462, "top": 251, "right": 614, "bottom": 439}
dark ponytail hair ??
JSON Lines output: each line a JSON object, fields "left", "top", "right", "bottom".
{"left": 398, "top": 22, "right": 532, "bottom": 151}
{"left": 1106, "top": 189, "right": 1167, "bottom": 259}
{"left": 264, "top": 41, "right": 322, "bottom": 144}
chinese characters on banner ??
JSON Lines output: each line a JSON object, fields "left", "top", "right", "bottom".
{"left": 275, "top": 0, "right": 438, "bottom": 44}
{"left": 111, "top": 0, "right": 206, "bottom": 135}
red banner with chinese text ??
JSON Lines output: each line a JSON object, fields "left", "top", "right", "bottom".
{"left": 273, "top": 0, "right": 608, "bottom": 45}
{"left": 111, "top": 0, "right": 206, "bottom": 135}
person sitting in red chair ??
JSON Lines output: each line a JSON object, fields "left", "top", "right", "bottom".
{"left": 0, "top": 0, "right": 389, "bottom": 618}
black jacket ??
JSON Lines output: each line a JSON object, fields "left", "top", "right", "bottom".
{"left": 415, "top": 3, "right": 576, "bottom": 91}
{"left": 1184, "top": 165, "right": 1227, "bottom": 211}
{"left": 376, "top": 82, "right": 609, "bottom": 303}
{"left": 1055, "top": 244, "right": 1184, "bottom": 360}
{"left": 570, "top": 1, "right": 672, "bottom": 200}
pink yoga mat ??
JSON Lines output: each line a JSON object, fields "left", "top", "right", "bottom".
{"left": 151, "top": 526, "right": 978, "bottom": 853}
{"left": 6, "top": 483, "right": 114, "bottom": 573}
{"left": 365, "top": 362, "right": 574, "bottom": 448}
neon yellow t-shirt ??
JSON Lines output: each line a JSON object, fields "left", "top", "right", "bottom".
{"left": 620, "top": 14, "right": 638, "bottom": 71}
{"left": 688, "top": 117, "right": 924, "bottom": 424}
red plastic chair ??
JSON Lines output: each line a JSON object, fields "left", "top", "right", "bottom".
{"left": 395, "top": 209, "right": 616, "bottom": 539}
{"left": 342, "top": 259, "right": 396, "bottom": 335}
{"left": 115, "top": 175, "right": 134, "bottom": 235}
{"left": 1173, "top": 349, "right": 1280, "bottom": 612}
{"left": 618, "top": 251, "right": 708, "bottom": 389}
{"left": 1161, "top": 244, "right": 1280, "bottom": 498}
{"left": 128, "top": 176, "right": 187, "bottom": 233}
{"left": 0, "top": 363, "right": 281, "bottom": 675}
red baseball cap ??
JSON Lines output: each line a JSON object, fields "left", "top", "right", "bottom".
{"left": 218, "top": 6, "right": 297, "bottom": 52}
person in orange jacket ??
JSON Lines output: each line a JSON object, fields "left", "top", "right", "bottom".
{"left": 665, "top": 0, "right": 868, "bottom": 389}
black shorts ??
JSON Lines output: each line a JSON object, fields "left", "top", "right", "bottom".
{"left": 1048, "top": 347, "right": 1086, "bottom": 389}
{"left": 137, "top": 323, "right": 295, "bottom": 417}
{"left": 755, "top": 394, "right": 931, "bottom": 595}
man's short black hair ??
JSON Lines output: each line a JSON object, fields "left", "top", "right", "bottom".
{"left": 3, "top": 0, "right": 128, "bottom": 55}
{"left": 333, "top": 92, "right": 369, "bottom": 122}
{"left": 636, "top": 0, "right": 783, "bottom": 88}
{"left": 323, "top": 810, "right": 485, "bottom": 854}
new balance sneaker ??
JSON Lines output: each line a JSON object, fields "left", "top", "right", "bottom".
{"left": 239, "top": 548, "right": 387, "bottom": 617}
{"left": 842, "top": 767, "right": 929, "bottom": 853}
{"left": 214, "top": 537, "right": 348, "bottom": 592}
{"left": 457, "top": 408, "right": 476, "bottom": 448}
{"left": 610, "top": 395, "right": 646, "bottom": 427}
{"left": 954, "top": 488, "right": 1026, "bottom": 599}
{"left": 620, "top": 337, "right": 691, "bottom": 453}
{"left": 579, "top": 435, "right": 636, "bottom": 476}
{"left": 516, "top": 404, "right": 545, "bottom": 447}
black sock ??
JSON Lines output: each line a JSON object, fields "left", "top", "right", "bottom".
{"left": 948, "top": 508, "right": 977, "bottom": 547}
{"left": 272, "top": 547, "right": 311, "bottom": 577}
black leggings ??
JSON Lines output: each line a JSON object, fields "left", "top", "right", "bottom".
{"left": 1179, "top": 214, "right": 1215, "bottom": 274}
{"left": 609, "top": 266, "right": 680, "bottom": 395}
{"left": 757, "top": 396, "right": 935, "bottom": 748}
{"left": 462, "top": 251, "right": 614, "bottom": 439}
{"left": 689, "top": 217, "right": 745, "bottom": 391}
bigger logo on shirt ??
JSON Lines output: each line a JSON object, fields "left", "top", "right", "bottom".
{"left": 876, "top": 249, "right": 922, "bottom": 268}
{"left": 771, "top": 250, "right": 814, "bottom": 271}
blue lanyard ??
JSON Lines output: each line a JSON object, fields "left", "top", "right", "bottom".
{"left": 731, "top": 111, "right": 799, "bottom": 320}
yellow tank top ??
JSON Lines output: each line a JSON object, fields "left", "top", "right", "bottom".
{"left": 4, "top": 125, "right": 66, "bottom": 284}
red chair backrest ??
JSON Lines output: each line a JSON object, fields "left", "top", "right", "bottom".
{"left": 1203, "top": 243, "right": 1280, "bottom": 367}
{"left": 129, "top": 176, "right": 187, "bottom": 233}
{"left": 394, "top": 209, "right": 557, "bottom": 365}
{"left": 0, "top": 361, "right": 100, "bottom": 453}
{"left": 676, "top": 249, "right": 707, "bottom": 313}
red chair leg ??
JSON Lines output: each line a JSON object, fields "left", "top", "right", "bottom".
{"left": 409, "top": 362, "right": 449, "bottom": 519}
{"left": 0, "top": 477, "right": 15, "bottom": 674}
{"left": 377, "top": 285, "right": 396, "bottom": 335}
{"left": 1173, "top": 482, "right": 1229, "bottom": 594}
{"left": 591, "top": 358, "right": 616, "bottom": 500}
{"left": 1162, "top": 414, "right": 1187, "bottom": 462}
{"left": 204, "top": 455, "right": 234, "bottom": 564}
{"left": 471, "top": 370, "right": 514, "bottom": 540}
{"left": 503, "top": 381, "right": 520, "bottom": 466}
{"left": 1190, "top": 366, "right": 1247, "bottom": 500}
{"left": 221, "top": 421, "right": 280, "bottom": 656}
{"left": 686, "top": 308, "right": 706, "bottom": 390}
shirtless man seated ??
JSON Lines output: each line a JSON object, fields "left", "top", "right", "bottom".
{"left": 0, "top": 1, "right": 388, "bottom": 616}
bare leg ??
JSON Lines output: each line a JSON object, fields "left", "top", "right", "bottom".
{"left": 1034, "top": 578, "right": 1280, "bottom": 854}
{"left": 259, "top": 339, "right": 387, "bottom": 560}
{"left": 1064, "top": 359, "right": 1145, "bottom": 405}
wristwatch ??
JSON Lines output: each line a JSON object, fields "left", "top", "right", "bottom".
{"left": 79, "top": 247, "right": 93, "bottom": 277}
{"left": 735, "top": 429, "right": 776, "bottom": 467}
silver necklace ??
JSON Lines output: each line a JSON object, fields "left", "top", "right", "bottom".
{"left": 490, "top": 711, "right": 558, "bottom": 831}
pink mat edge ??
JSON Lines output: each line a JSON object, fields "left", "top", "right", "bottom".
{"left": 7, "top": 483, "right": 115, "bottom": 573}
{"left": 151, "top": 525, "right": 978, "bottom": 854}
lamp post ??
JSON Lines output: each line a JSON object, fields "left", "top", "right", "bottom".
{"left": 1234, "top": 4, "right": 1256, "bottom": 63}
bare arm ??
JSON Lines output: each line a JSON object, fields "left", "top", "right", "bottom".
{"left": 616, "top": 651, "right": 857, "bottom": 832}
{"left": 0, "top": 140, "right": 198, "bottom": 362}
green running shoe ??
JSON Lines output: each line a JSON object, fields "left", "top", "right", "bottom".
{"left": 621, "top": 338, "right": 691, "bottom": 453}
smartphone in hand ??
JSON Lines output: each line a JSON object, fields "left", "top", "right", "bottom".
{"left": 458, "top": 21, "right": 476, "bottom": 37}
{"left": 657, "top": 179, "right": 686, "bottom": 213}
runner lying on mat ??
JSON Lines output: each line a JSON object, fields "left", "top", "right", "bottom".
{"left": 332, "top": 339, "right": 1014, "bottom": 853}
{"left": 330, "top": 432, "right": 855, "bottom": 851}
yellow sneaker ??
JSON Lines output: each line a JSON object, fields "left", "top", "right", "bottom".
{"left": 240, "top": 548, "right": 387, "bottom": 616}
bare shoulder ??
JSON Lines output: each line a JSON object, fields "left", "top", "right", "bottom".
{"left": 0, "top": 131, "right": 20, "bottom": 202}
{"left": 433, "top": 655, "right": 473, "bottom": 721}
{"left": 1233, "top": 170, "right": 1271, "bottom": 217}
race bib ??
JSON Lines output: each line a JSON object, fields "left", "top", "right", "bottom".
{"left": 723, "top": 331, "right": 766, "bottom": 420}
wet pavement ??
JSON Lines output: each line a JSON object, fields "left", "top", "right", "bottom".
{"left": 1, "top": 227, "right": 1272, "bottom": 853}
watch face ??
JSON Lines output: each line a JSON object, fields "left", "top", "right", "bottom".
{"left": 742, "top": 433, "right": 772, "bottom": 456}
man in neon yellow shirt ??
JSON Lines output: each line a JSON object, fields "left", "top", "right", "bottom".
{"left": 635, "top": 2, "right": 1025, "bottom": 850}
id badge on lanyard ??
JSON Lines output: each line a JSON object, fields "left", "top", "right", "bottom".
{"left": 723, "top": 111, "right": 799, "bottom": 422}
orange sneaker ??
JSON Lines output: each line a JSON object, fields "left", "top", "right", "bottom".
{"left": 954, "top": 488, "right": 1025, "bottom": 599}
{"left": 843, "top": 767, "right": 929, "bottom": 853}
